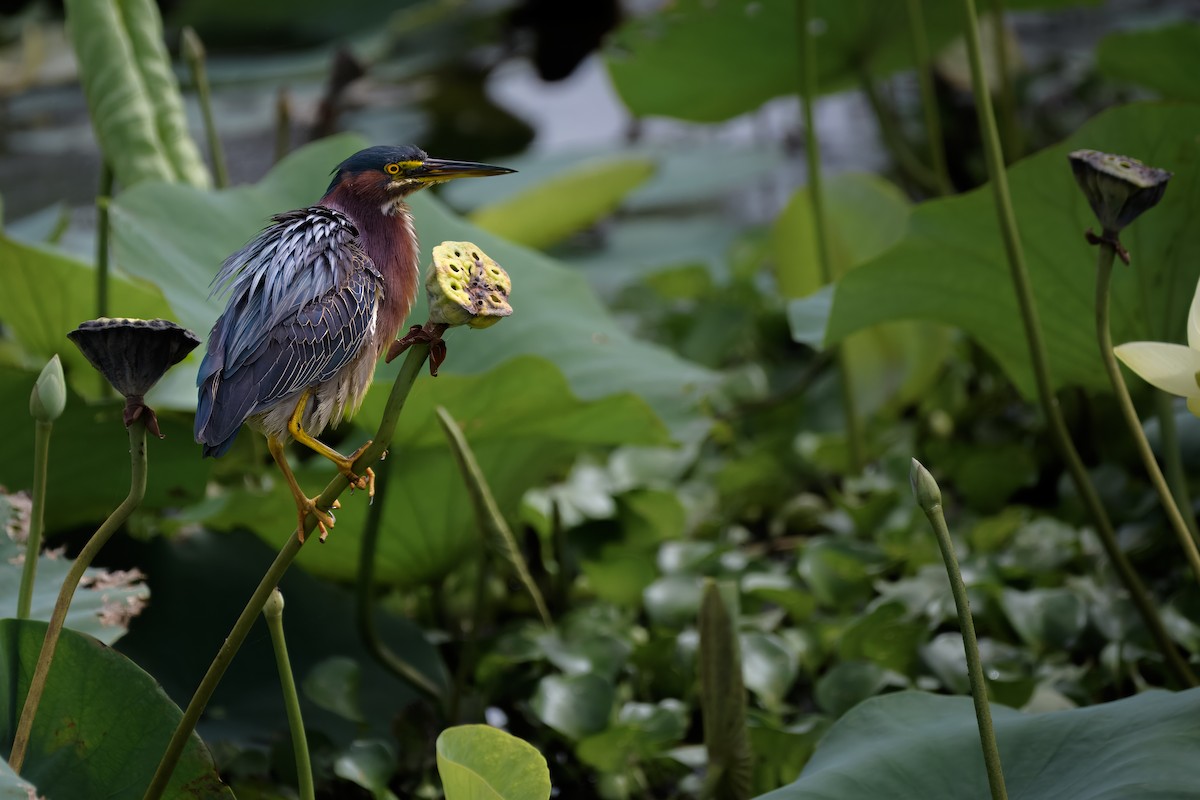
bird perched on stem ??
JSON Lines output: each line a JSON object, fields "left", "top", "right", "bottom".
{"left": 195, "top": 145, "right": 514, "bottom": 541}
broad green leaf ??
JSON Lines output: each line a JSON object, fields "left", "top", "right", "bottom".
{"left": 437, "top": 724, "right": 551, "bottom": 800}
{"left": 530, "top": 673, "right": 615, "bottom": 740}
{"left": 64, "top": 0, "right": 209, "bottom": 187}
{"left": 335, "top": 739, "right": 399, "bottom": 799}
{"left": 0, "top": 619, "right": 232, "bottom": 798}
{"left": 827, "top": 103, "right": 1200, "bottom": 398}
{"left": 837, "top": 601, "right": 925, "bottom": 675}
{"left": 699, "top": 580, "right": 753, "bottom": 800}
{"left": 303, "top": 656, "right": 365, "bottom": 723}
{"left": 0, "top": 366, "right": 209, "bottom": 532}
{"left": 813, "top": 660, "right": 895, "bottom": 717}
{"left": 603, "top": 0, "right": 1096, "bottom": 124}
{"left": 797, "top": 538, "right": 885, "bottom": 610}
{"left": 198, "top": 356, "right": 669, "bottom": 587}
{"left": 0, "top": 231, "right": 171, "bottom": 393}
{"left": 468, "top": 158, "right": 655, "bottom": 249}
{"left": 757, "top": 689, "right": 1200, "bottom": 799}
{"left": 109, "top": 134, "right": 718, "bottom": 436}
{"left": 778, "top": 173, "right": 953, "bottom": 416}
{"left": 0, "top": 508, "right": 148, "bottom": 644}
{"left": 1097, "top": 23, "right": 1200, "bottom": 103}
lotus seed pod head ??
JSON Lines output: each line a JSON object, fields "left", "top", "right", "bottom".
{"left": 1068, "top": 149, "right": 1172, "bottom": 233}
{"left": 68, "top": 318, "right": 201, "bottom": 398}
{"left": 425, "top": 241, "right": 513, "bottom": 329}
{"left": 29, "top": 354, "right": 66, "bottom": 423}
{"left": 909, "top": 458, "right": 943, "bottom": 511}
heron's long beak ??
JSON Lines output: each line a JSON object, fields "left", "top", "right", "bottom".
{"left": 416, "top": 158, "right": 516, "bottom": 182}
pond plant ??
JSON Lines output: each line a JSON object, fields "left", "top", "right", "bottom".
{"left": 3, "top": 0, "right": 1200, "bottom": 798}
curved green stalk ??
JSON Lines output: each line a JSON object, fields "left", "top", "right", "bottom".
{"left": 96, "top": 166, "right": 113, "bottom": 320}
{"left": 904, "top": 0, "right": 952, "bottom": 194}
{"left": 264, "top": 589, "right": 314, "bottom": 800}
{"left": 1095, "top": 246, "right": 1200, "bottom": 582}
{"left": 988, "top": 0, "right": 1020, "bottom": 162}
{"left": 16, "top": 421, "right": 52, "bottom": 620}
{"left": 144, "top": 342, "right": 434, "bottom": 800}
{"left": 859, "top": 72, "right": 945, "bottom": 195}
{"left": 955, "top": 0, "right": 1195, "bottom": 686}
{"left": 1154, "top": 392, "right": 1199, "bottom": 540}
{"left": 354, "top": 459, "right": 443, "bottom": 702}
{"left": 911, "top": 460, "right": 1008, "bottom": 800}
{"left": 435, "top": 407, "right": 551, "bottom": 627}
{"left": 9, "top": 421, "right": 147, "bottom": 772}
{"left": 797, "top": 0, "right": 864, "bottom": 472}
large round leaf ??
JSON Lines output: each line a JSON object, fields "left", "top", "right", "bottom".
{"left": 0, "top": 619, "right": 231, "bottom": 798}
{"left": 1097, "top": 23, "right": 1200, "bottom": 103}
{"left": 757, "top": 689, "right": 1200, "bottom": 799}
{"left": 826, "top": 103, "right": 1200, "bottom": 398}
{"left": 437, "top": 724, "right": 551, "bottom": 800}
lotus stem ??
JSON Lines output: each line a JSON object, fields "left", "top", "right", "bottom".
{"left": 181, "top": 27, "right": 229, "bottom": 189}
{"left": 16, "top": 421, "right": 52, "bottom": 620}
{"left": 9, "top": 420, "right": 148, "bottom": 772}
{"left": 264, "top": 589, "right": 314, "bottom": 800}
{"left": 1154, "top": 392, "right": 1199, "bottom": 540}
{"left": 905, "top": 0, "right": 953, "bottom": 194}
{"left": 955, "top": 0, "right": 1195, "bottom": 687}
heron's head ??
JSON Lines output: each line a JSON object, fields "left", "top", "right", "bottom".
{"left": 324, "top": 145, "right": 514, "bottom": 209}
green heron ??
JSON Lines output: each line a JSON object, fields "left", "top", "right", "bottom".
{"left": 194, "top": 145, "right": 514, "bottom": 541}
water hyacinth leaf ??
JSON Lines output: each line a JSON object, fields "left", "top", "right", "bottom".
{"left": 756, "top": 689, "right": 1200, "bottom": 800}
{"left": 530, "top": 673, "right": 615, "bottom": 740}
{"left": 576, "top": 700, "right": 689, "bottom": 773}
{"left": 468, "top": 157, "right": 656, "bottom": 249}
{"left": 334, "top": 739, "right": 398, "bottom": 797}
{"left": 302, "top": 656, "right": 365, "bottom": 723}
{"left": 814, "top": 660, "right": 893, "bottom": 717}
{"left": 63, "top": 0, "right": 209, "bottom": 187}
{"left": 1000, "top": 588, "right": 1088, "bottom": 652}
{"left": 0, "top": 619, "right": 232, "bottom": 798}
{"left": 1096, "top": 22, "right": 1200, "bottom": 103}
{"left": 826, "top": 103, "right": 1200, "bottom": 397}
{"left": 0, "top": 522, "right": 148, "bottom": 644}
{"left": 109, "top": 134, "right": 718, "bottom": 435}
{"left": 437, "top": 725, "right": 551, "bottom": 800}
{"left": 740, "top": 631, "right": 799, "bottom": 712}
{"left": 836, "top": 601, "right": 925, "bottom": 675}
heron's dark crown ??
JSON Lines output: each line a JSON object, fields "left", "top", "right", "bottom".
{"left": 331, "top": 145, "right": 428, "bottom": 181}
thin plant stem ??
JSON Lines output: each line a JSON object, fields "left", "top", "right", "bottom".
{"left": 859, "top": 72, "right": 945, "bottom": 195}
{"left": 435, "top": 407, "right": 551, "bottom": 627}
{"left": 1155, "top": 392, "right": 1199, "bottom": 540}
{"left": 449, "top": 554, "right": 490, "bottom": 724}
{"left": 9, "top": 421, "right": 147, "bottom": 772}
{"left": 354, "top": 458, "right": 443, "bottom": 702}
{"left": 16, "top": 421, "right": 52, "bottom": 620}
{"left": 263, "top": 589, "right": 314, "bottom": 800}
{"left": 797, "top": 0, "right": 864, "bottom": 472}
{"left": 911, "top": 460, "right": 1008, "bottom": 800}
{"left": 96, "top": 165, "right": 112, "bottom": 320}
{"left": 275, "top": 88, "right": 292, "bottom": 164}
{"left": 955, "top": 0, "right": 1196, "bottom": 686}
{"left": 144, "top": 342, "right": 434, "bottom": 800}
{"left": 988, "top": 0, "right": 1020, "bottom": 162}
{"left": 905, "top": 0, "right": 953, "bottom": 194}
{"left": 181, "top": 27, "right": 229, "bottom": 189}
{"left": 1095, "top": 245, "right": 1200, "bottom": 581}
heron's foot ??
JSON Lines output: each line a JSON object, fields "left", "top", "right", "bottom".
{"left": 297, "top": 497, "right": 340, "bottom": 544}
{"left": 386, "top": 323, "right": 450, "bottom": 375}
{"left": 337, "top": 441, "right": 376, "bottom": 500}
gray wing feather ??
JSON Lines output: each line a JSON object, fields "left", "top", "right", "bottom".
{"left": 195, "top": 207, "right": 382, "bottom": 454}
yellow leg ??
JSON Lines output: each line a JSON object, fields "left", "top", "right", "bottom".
{"left": 267, "top": 435, "right": 339, "bottom": 543}
{"left": 286, "top": 390, "right": 376, "bottom": 499}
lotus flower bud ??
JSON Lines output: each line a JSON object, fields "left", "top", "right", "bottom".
{"left": 29, "top": 355, "right": 66, "bottom": 423}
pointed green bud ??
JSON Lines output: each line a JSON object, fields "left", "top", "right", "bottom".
{"left": 1068, "top": 149, "right": 1171, "bottom": 234}
{"left": 425, "top": 242, "right": 513, "bottom": 329}
{"left": 909, "top": 458, "right": 942, "bottom": 512}
{"left": 29, "top": 354, "right": 66, "bottom": 423}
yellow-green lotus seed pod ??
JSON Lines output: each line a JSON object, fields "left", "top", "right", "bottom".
{"left": 425, "top": 242, "right": 513, "bottom": 329}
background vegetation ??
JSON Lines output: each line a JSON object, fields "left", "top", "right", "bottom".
{"left": 2, "top": 0, "right": 1200, "bottom": 797}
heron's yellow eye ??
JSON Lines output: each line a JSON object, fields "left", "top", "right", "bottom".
{"left": 385, "top": 163, "right": 401, "bottom": 175}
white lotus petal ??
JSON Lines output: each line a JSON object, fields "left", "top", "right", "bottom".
{"left": 1188, "top": 278, "right": 1200, "bottom": 350}
{"left": 1114, "top": 342, "right": 1200, "bottom": 397}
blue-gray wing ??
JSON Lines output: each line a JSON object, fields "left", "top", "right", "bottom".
{"left": 195, "top": 206, "right": 382, "bottom": 457}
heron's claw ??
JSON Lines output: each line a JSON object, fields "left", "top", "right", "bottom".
{"left": 340, "top": 441, "right": 376, "bottom": 500}
{"left": 297, "top": 496, "right": 339, "bottom": 544}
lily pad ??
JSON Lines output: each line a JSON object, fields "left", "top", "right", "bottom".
{"left": 437, "top": 724, "right": 551, "bottom": 800}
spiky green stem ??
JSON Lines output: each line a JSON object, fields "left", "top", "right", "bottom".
{"left": 798, "top": 0, "right": 864, "bottom": 472}
{"left": 9, "top": 421, "right": 147, "bottom": 772}
{"left": 1095, "top": 244, "right": 1200, "bottom": 582}
{"left": 1155, "top": 392, "right": 1199, "bottom": 540}
{"left": 955, "top": 0, "right": 1195, "bottom": 686}
{"left": 911, "top": 460, "right": 1008, "bottom": 800}
{"left": 144, "top": 343, "right": 435, "bottom": 800}
{"left": 16, "top": 421, "right": 52, "bottom": 620}
{"left": 264, "top": 590, "right": 314, "bottom": 800}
